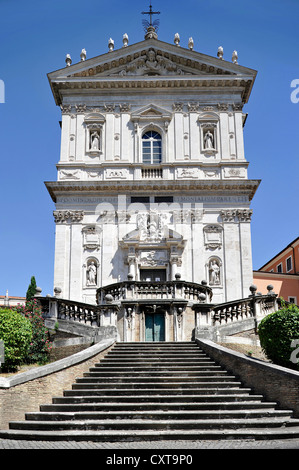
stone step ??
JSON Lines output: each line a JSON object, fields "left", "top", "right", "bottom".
{"left": 106, "top": 356, "right": 209, "bottom": 361}
{"left": 2, "top": 427, "right": 299, "bottom": 441}
{"left": 84, "top": 371, "right": 236, "bottom": 380}
{"left": 9, "top": 417, "right": 299, "bottom": 432}
{"left": 110, "top": 350, "right": 204, "bottom": 355}
{"left": 91, "top": 363, "right": 227, "bottom": 373}
{"left": 66, "top": 387, "right": 252, "bottom": 396}
{"left": 41, "top": 401, "right": 280, "bottom": 412}
{"left": 53, "top": 394, "right": 266, "bottom": 404}
{"left": 115, "top": 342, "right": 195, "bottom": 346}
{"left": 25, "top": 408, "right": 293, "bottom": 421}
{"left": 82, "top": 374, "right": 239, "bottom": 382}
{"left": 77, "top": 380, "right": 243, "bottom": 388}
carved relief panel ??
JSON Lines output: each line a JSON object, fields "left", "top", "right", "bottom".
{"left": 82, "top": 225, "right": 101, "bottom": 251}
{"left": 203, "top": 225, "right": 223, "bottom": 250}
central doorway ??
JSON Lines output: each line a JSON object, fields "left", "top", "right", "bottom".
{"left": 145, "top": 312, "right": 165, "bottom": 341}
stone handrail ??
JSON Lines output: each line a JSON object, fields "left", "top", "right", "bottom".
{"left": 193, "top": 285, "right": 279, "bottom": 330}
{"left": 97, "top": 279, "right": 213, "bottom": 304}
{"left": 36, "top": 296, "right": 107, "bottom": 327}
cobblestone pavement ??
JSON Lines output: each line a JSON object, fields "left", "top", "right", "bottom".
{"left": 0, "top": 438, "right": 299, "bottom": 449}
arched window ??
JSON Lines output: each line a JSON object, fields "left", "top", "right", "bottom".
{"left": 142, "top": 131, "right": 162, "bottom": 164}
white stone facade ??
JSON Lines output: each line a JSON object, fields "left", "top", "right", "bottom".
{"left": 46, "top": 34, "right": 259, "bottom": 310}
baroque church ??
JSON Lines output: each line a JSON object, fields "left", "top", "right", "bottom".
{"left": 46, "top": 8, "right": 259, "bottom": 342}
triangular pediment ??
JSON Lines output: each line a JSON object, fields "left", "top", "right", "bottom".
{"left": 49, "top": 38, "right": 256, "bottom": 80}
{"left": 131, "top": 104, "right": 172, "bottom": 121}
{"left": 48, "top": 38, "right": 257, "bottom": 105}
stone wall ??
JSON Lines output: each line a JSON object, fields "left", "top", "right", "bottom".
{"left": 0, "top": 339, "right": 114, "bottom": 430}
{"left": 196, "top": 338, "right": 299, "bottom": 418}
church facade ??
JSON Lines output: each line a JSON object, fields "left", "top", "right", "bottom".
{"left": 46, "top": 24, "right": 259, "bottom": 341}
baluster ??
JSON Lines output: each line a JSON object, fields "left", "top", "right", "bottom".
{"left": 85, "top": 308, "right": 92, "bottom": 325}
{"left": 213, "top": 309, "right": 220, "bottom": 326}
{"left": 231, "top": 305, "right": 237, "bottom": 321}
{"left": 226, "top": 306, "right": 231, "bottom": 322}
{"left": 220, "top": 307, "right": 226, "bottom": 323}
{"left": 58, "top": 302, "right": 65, "bottom": 320}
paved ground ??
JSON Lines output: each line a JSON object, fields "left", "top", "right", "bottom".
{"left": 0, "top": 438, "right": 299, "bottom": 449}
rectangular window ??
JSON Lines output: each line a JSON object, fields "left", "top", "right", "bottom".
{"left": 289, "top": 297, "right": 297, "bottom": 304}
{"left": 154, "top": 196, "right": 173, "bottom": 203}
{"left": 130, "top": 196, "right": 150, "bottom": 204}
{"left": 140, "top": 269, "right": 167, "bottom": 282}
{"left": 277, "top": 263, "right": 283, "bottom": 273}
{"left": 286, "top": 256, "right": 293, "bottom": 272}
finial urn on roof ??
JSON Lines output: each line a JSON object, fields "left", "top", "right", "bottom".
{"left": 123, "top": 33, "right": 129, "bottom": 47}
{"left": 232, "top": 50, "right": 238, "bottom": 64}
{"left": 108, "top": 38, "right": 114, "bottom": 52}
{"left": 65, "top": 54, "right": 72, "bottom": 66}
{"left": 174, "top": 33, "right": 180, "bottom": 46}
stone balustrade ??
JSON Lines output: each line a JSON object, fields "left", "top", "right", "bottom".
{"left": 36, "top": 283, "right": 281, "bottom": 337}
{"left": 96, "top": 279, "right": 213, "bottom": 304}
{"left": 193, "top": 285, "right": 279, "bottom": 331}
{"left": 37, "top": 297, "right": 103, "bottom": 327}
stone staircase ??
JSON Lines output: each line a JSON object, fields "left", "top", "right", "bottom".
{"left": 2, "top": 341, "right": 299, "bottom": 441}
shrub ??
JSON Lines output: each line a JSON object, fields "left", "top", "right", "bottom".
{"left": 0, "top": 308, "right": 32, "bottom": 371}
{"left": 16, "top": 300, "right": 52, "bottom": 365}
{"left": 258, "top": 302, "right": 299, "bottom": 370}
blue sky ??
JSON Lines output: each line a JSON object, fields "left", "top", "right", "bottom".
{"left": 0, "top": 0, "right": 298, "bottom": 297}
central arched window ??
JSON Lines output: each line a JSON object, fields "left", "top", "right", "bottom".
{"left": 142, "top": 131, "right": 162, "bottom": 164}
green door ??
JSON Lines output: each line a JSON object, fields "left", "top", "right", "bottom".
{"left": 145, "top": 313, "right": 165, "bottom": 341}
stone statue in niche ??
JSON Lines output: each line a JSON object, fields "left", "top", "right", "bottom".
{"left": 90, "top": 131, "right": 100, "bottom": 151}
{"left": 204, "top": 130, "right": 214, "bottom": 150}
{"left": 209, "top": 259, "right": 220, "bottom": 285}
{"left": 87, "top": 260, "right": 97, "bottom": 286}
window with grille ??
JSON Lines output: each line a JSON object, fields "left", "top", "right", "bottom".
{"left": 142, "top": 131, "right": 162, "bottom": 164}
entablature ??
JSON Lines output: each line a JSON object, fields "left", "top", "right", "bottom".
{"left": 45, "top": 178, "right": 260, "bottom": 203}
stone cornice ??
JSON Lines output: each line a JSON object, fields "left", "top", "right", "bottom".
{"left": 51, "top": 77, "right": 253, "bottom": 107}
{"left": 45, "top": 179, "right": 260, "bottom": 203}
{"left": 55, "top": 160, "right": 250, "bottom": 169}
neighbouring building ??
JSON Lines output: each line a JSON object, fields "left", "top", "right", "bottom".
{"left": 254, "top": 236, "right": 299, "bottom": 305}
{"left": 46, "top": 12, "right": 260, "bottom": 341}
{"left": 0, "top": 291, "right": 26, "bottom": 308}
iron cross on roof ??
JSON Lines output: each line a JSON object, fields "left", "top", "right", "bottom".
{"left": 142, "top": 1, "right": 160, "bottom": 30}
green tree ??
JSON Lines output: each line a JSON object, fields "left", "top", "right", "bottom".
{"left": 26, "top": 276, "right": 37, "bottom": 301}
{"left": 258, "top": 302, "right": 299, "bottom": 370}
{"left": 0, "top": 309, "right": 32, "bottom": 371}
